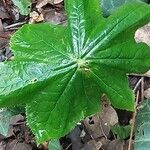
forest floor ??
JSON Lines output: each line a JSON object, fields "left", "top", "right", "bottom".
{"left": 0, "top": 0, "right": 150, "bottom": 150}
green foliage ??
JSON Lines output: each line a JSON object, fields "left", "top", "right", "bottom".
{"left": 111, "top": 124, "right": 131, "bottom": 140}
{"left": 135, "top": 100, "right": 150, "bottom": 150}
{"left": 0, "top": 0, "right": 150, "bottom": 143}
{"left": 12, "top": 0, "right": 31, "bottom": 15}
{"left": 48, "top": 140, "right": 61, "bottom": 150}
{"left": 0, "top": 107, "right": 24, "bottom": 136}
{"left": 102, "top": 0, "right": 149, "bottom": 16}
{"left": 0, "top": 109, "right": 13, "bottom": 136}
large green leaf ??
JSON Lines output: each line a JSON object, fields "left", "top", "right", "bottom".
{"left": 0, "top": 0, "right": 150, "bottom": 143}
{"left": 102, "top": 0, "right": 149, "bottom": 17}
{"left": 135, "top": 100, "right": 150, "bottom": 150}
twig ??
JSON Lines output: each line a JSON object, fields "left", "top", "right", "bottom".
{"left": 133, "top": 78, "right": 143, "bottom": 92}
{"left": 141, "top": 77, "right": 144, "bottom": 102}
{"left": 4, "top": 27, "right": 21, "bottom": 31}
{"left": 129, "top": 73, "right": 150, "bottom": 78}
{"left": 128, "top": 91, "right": 139, "bottom": 150}
{"left": 4, "top": 21, "right": 26, "bottom": 30}
{"left": 65, "top": 143, "right": 72, "bottom": 150}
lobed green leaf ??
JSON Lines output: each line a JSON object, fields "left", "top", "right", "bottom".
{"left": 0, "top": 0, "right": 150, "bottom": 143}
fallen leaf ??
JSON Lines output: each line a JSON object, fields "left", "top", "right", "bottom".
{"left": 0, "top": 5, "right": 10, "bottom": 19}
{"left": 81, "top": 140, "right": 102, "bottom": 150}
{"left": 6, "top": 140, "right": 32, "bottom": 150}
{"left": 103, "top": 140, "right": 125, "bottom": 150}
{"left": 135, "top": 24, "right": 150, "bottom": 78}
{"left": 144, "top": 88, "right": 150, "bottom": 99}
{"left": 0, "top": 19, "right": 3, "bottom": 32}
{"left": 144, "top": 70, "right": 150, "bottom": 77}
{"left": 29, "top": 11, "right": 44, "bottom": 23}
{"left": 10, "top": 114, "right": 25, "bottom": 125}
{"left": 42, "top": 9, "right": 66, "bottom": 25}
{"left": 101, "top": 98, "right": 119, "bottom": 126}
{"left": 36, "top": 0, "right": 63, "bottom": 9}
{"left": 135, "top": 23, "right": 150, "bottom": 46}
{"left": 84, "top": 98, "right": 118, "bottom": 139}
{"left": 84, "top": 115, "right": 110, "bottom": 139}
{"left": 0, "top": 141, "right": 6, "bottom": 150}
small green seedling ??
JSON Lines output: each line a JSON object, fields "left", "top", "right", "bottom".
{"left": 0, "top": 0, "right": 150, "bottom": 143}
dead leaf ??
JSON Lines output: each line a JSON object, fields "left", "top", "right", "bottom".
{"left": 81, "top": 140, "right": 102, "bottom": 150}
{"left": 29, "top": 11, "right": 44, "bottom": 23}
{"left": 144, "top": 70, "right": 150, "bottom": 77}
{"left": 0, "top": 37, "right": 8, "bottom": 49}
{"left": 84, "top": 115, "right": 110, "bottom": 139}
{"left": 10, "top": 114, "right": 25, "bottom": 125}
{"left": 42, "top": 9, "right": 67, "bottom": 25}
{"left": 6, "top": 141, "right": 32, "bottom": 150}
{"left": 0, "top": 19, "right": 3, "bottom": 32}
{"left": 101, "top": 98, "right": 119, "bottom": 127}
{"left": 144, "top": 88, "right": 150, "bottom": 99}
{"left": 0, "top": 141, "right": 6, "bottom": 150}
{"left": 84, "top": 98, "right": 118, "bottom": 139}
{"left": 135, "top": 23, "right": 150, "bottom": 46}
{"left": 102, "top": 140, "right": 125, "bottom": 150}
{"left": 0, "top": 5, "right": 10, "bottom": 19}
{"left": 135, "top": 23, "right": 150, "bottom": 80}
{"left": 36, "top": 0, "right": 63, "bottom": 9}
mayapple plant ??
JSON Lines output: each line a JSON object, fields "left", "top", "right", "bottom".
{"left": 0, "top": 0, "right": 150, "bottom": 143}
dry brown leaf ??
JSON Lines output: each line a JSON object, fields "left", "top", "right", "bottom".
{"left": 0, "top": 5, "right": 10, "bottom": 19}
{"left": 145, "top": 70, "right": 150, "bottom": 77}
{"left": 29, "top": 11, "right": 44, "bottom": 23}
{"left": 84, "top": 97, "right": 118, "bottom": 139}
{"left": 144, "top": 88, "right": 150, "bottom": 99}
{"left": 81, "top": 140, "right": 102, "bottom": 150}
{"left": 0, "top": 19, "right": 3, "bottom": 32}
{"left": 105, "top": 140, "right": 125, "bottom": 150}
{"left": 100, "top": 99, "right": 118, "bottom": 127}
{"left": 42, "top": 9, "right": 66, "bottom": 25}
{"left": 135, "top": 23, "right": 150, "bottom": 46}
{"left": 135, "top": 24, "right": 150, "bottom": 77}
{"left": 84, "top": 115, "right": 110, "bottom": 139}
{"left": 36, "top": 0, "right": 63, "bottom": 9}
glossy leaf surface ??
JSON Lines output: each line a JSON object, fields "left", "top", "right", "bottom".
{"left": 0, "top": 0, "right": 150, "bottom": 143}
